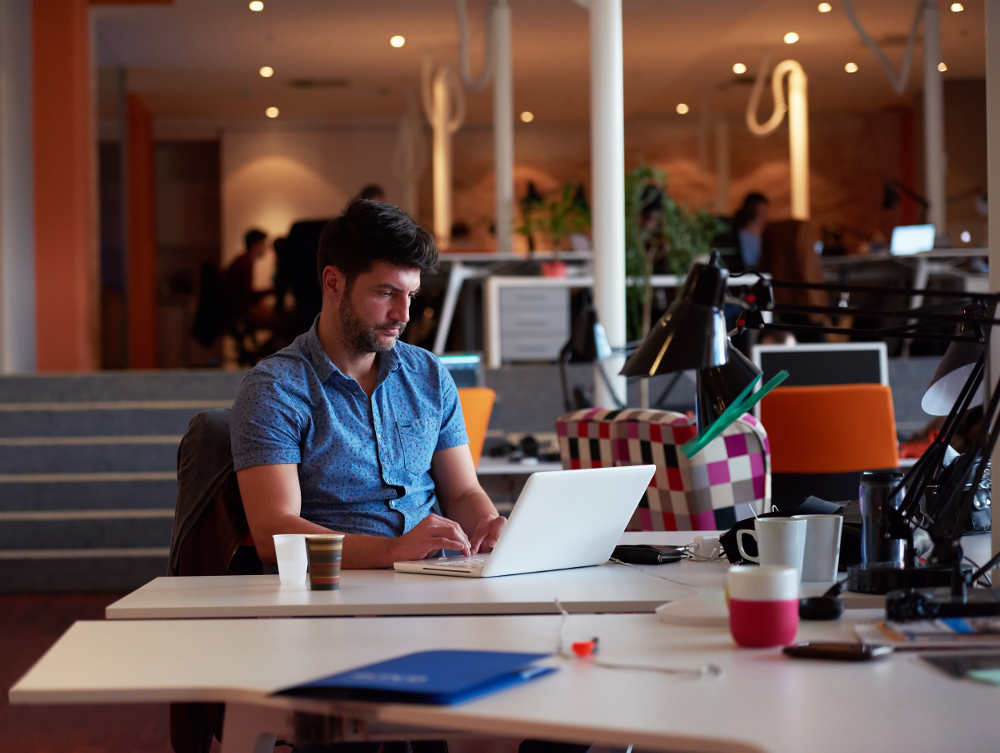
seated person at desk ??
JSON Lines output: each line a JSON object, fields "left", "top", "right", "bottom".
{"left": 231, "top": 200, "right": 505, "bottom": 567}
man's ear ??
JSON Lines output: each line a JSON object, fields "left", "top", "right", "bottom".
{"left": 321, "top": 266, "right": 346, "bottom": 300}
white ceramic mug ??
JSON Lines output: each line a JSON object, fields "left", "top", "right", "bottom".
{"left": 791, "top": 514, "right": 843, "bottom": 583}
{"left": 272, "top": 533, "right": 308, "bottom": 586}
{"left": 736, "top": 518, "right": 807, "bottom": 580}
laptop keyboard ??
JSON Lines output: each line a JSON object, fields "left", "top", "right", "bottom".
{"left": 426, "top": 554, "right": 490, "bottom": 569}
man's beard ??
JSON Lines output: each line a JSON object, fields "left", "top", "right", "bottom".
{"left": 339, "top": 295, "right": 406, "bottom": 354}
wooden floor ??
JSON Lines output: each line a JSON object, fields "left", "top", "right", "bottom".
{"left": 1, "top": 592, "right": 173, "bottom": 753}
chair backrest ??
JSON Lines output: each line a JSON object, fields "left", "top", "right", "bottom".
{"left": 457, "top": 387, "right": 496, "bottom": 466}
{"left": 170, "top": 409, "right": 257, "bottom": 577}
{"left": 760, "top": 383, "right": 898, "bottom": 508}
{"left": 761, "top": 384, "right": 898, "bottom": 474}
{"left": 556, "top": 408, "right": 769, "bottom": 531}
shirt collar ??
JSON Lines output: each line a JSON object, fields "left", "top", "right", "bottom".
{"left": 303, "top": 317, "right": 401, "bottom": 386}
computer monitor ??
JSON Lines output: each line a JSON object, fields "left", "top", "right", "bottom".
{"left": 439, "top": 353, "right": 484, "bottom": 388}
{"left": 890, "top": 224, "right": 935, "bottom": 256}
{"left": 751, "top": 342, "right": 888, "bottom": 417}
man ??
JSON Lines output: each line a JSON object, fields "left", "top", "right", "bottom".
{"left": 231, "top": 200, "right": 504, "bottom": 567}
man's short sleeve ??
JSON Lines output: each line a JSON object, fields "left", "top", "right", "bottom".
{"left": 436, "top": 366, "right": 469, "bottom": 451}
{"left": 230, "top": 371, "right": 303, "bottom": 470}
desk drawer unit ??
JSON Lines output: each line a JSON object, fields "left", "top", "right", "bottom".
{"left": 499, "top": 287, "right": 569, "bottom": 362}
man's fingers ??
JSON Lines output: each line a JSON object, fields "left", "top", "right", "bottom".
{"left": 434, "top": 536, "right": 471, "bottom": 555}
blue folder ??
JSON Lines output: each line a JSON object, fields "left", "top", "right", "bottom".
{"left": 275, "top": 649, "right": 556, "bottom": 705}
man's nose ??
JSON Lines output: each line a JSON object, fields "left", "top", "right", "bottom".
{"left": 391, "top": 296, "right": 410, "bottom": 324}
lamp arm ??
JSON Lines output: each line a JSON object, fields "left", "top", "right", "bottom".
{"left": 890, "top": 179, "right": 931, "bottom": 209}
{"left": 766, "top": 303, "right": 1000, "bottom": 328}
{"left": 754, "top": 322, "right": 982, "bottom": 342}
{"left": 764, "top": 277, "right": 1000, "bottom": 302}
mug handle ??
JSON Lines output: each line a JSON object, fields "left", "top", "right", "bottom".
{"left": 736, "top": 529, "right": 760, "bottom": 563}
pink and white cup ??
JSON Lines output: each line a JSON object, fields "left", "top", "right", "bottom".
{"left": 727, "top": 565, "right": 799, "bottom": 648}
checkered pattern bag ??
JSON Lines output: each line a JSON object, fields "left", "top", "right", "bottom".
{"left": 556, "top": 408, "right": 770, "bottom": 531}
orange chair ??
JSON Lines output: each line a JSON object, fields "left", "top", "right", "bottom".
{"left": 760, "top": 383, "right": 899, "bottom": 507}
{"left": 458, "top": 387, "right": 496, "bottom": 466}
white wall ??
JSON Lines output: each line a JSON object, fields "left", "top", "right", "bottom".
{"left": 0, "top": 0, "right": 36, "bottom": 373}
{"left": 221, "top": 127, "right": 406, "bottom": 287}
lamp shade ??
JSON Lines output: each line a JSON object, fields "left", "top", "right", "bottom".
{"left": 921, "top": 340, "right": 984, "bottom": 416}
{"left": 696, "top": 343, "right": 762, "bottom": 428}
{"left": 620, "top": 256, "right": 728, "bottom": 377}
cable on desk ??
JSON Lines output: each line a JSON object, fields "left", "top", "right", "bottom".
{"left": 553, "top": 599, "right": 722, "bottom": 679}
{"left": 608, "top": 557, "right": 704, "bottom": 593}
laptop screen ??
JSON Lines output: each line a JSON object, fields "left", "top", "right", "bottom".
{"left": 890, "top": 224, "right": 935, "bottom": 256}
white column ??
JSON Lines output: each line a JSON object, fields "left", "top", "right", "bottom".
{"left": 714, "top": 120, "right": 730, "bottom": 212}
{"left": 0, "top": 0, "right": 36, "bottom": 373}
{"left": 492, "top": 0, "right": 513, "bottom": 255}
{"left": 432, "top": 70, "right": 453, "bottom": 249}
{"left": 787, "top": 65, "right": 810, "bottom": 220}
{"left": 589, "top": 0, "right": 626, "bottom": 407}
{"left": 923, "top": 0, "right": 947, "bottom": 237}
{"left": 985, "top": 0, "right": 1000, "bottom": 569}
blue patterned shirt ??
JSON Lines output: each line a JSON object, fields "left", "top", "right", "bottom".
{"left": 230, "top": 323, "right": 469, "bottom": 537}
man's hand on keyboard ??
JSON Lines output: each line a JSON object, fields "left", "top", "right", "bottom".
{"left": 470, "top": 514, "right": 506, "bottom": 554}
{"left": 388, "top": 514, "right": 472, "bottom": 563}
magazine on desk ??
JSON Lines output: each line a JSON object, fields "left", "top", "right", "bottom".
{"left": 856, "top": 618, "right": 1000, "bottom": 651}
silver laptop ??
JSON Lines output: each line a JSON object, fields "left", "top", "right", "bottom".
{"left": 393, "top": 465, "right": 656, "bottom": 578}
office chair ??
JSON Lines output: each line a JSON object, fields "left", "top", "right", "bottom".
{"left": 760, "top": 383, "right": 899, "bottom": 509}
{"left": 457, "top": 387, "right": 496, "bottom": 466}
{"left": 557, "top": 408, "right": 769, "bottom": 531}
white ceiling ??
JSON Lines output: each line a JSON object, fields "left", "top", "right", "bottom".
{"left": 94, "top": 0, "right": 986, "bottom": 127}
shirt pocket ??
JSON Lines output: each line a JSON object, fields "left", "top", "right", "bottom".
{"left": 395, "top": 418, "right": 436, "bottom": 476}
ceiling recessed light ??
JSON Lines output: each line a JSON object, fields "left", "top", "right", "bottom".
{"left": 817, "top": 2, "right": 832, "bottom": 12}
{"left": 248, "top": 1, "right": 263, "bottom": 11}
{"left": 676, "top": 103, "right": 690, "bottom": 115}
{"left": 950, "top": 2, "right": 965, "bottom": 12}
{"left": 960, "top": 230, "right": 971, "bottom": 243}
{"left": 732, "top": 62, "right": 747, "bottom": 75}
{"left": 938, "top": 61, "right": 948, "bottom": 72}
{"left": 265, "top": 106, "right": 280, "bottom": 119}
{"left": 844, "top": 62, "right": 859, "bottom": 73}
{"left": 520, "top": 111, "right": 534, "bottom": 123}
{"left": 389, "top": 35, "right": 406, "bottom": 48}
{"left": 258, "top": 66, "right": 274, "bottom": 78}
{"left": 783, "top": 31, "right": 800, "bottom": 45}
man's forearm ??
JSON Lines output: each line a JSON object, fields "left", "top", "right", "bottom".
{"left": 445, "top": 488, "right": 500, "bottom": 536}
{"left": 252, "top": 514, "right": 395, "bottom": 569}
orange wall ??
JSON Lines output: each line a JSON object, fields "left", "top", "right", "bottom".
{"left": 127, "top": 94, "right": 158, "bottom": 368}
{"left": 33, "top": 0, "right": 98, "bottom": 371}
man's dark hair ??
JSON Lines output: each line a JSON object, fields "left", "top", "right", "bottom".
{"left": 316, "top": 200, "right": 438, "bottom": 285}
{"left": 244, "top": 228, "right": 267, "bottom": 251}
{"left": 358, "top": 184, "right": 386, "bottom": 201}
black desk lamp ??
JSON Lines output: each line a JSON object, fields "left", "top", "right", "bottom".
{"left": 620, "top": 252, "right": 757, "bottom": 429}
{"left": 883, "top": 179, "right": 930, "bottom": 224}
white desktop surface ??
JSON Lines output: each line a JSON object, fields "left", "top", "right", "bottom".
{"left": 105, "top": 531, "right": 883, "bottom": 618}
{"left": 104, "top": 562, "right": 707, "bottom": 619}
{"left": 11, "top": 612, "right": 999, "bottom": 753}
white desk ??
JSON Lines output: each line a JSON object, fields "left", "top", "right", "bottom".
{"left": 475, "top": 456, "right": 562, "bottom": 475}
{"left": 12, "top": 612, "right": 1000, "bottom": 753}
{"left": 103, "top": 562, "right": 706, "bottom": 620}
{"left": 432, "top": 251, "right": 593, "bottom": 355}
{"left": 104, "top": 531, "right": 881, "bottom": 619}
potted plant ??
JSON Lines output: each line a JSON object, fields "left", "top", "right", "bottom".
{"left": 625, "top": 165, "right": 725, "bottom": 340}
